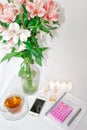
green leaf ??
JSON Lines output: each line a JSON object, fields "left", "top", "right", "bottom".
{"left": 0, "top": 21, "right": 9, "bottom": 28}
{"left": 43, "top": 20, "right": 49, "bottom": 24}
{"left": 18, "top": 39, "right": 21, "bottom": 46}
{"left": 22, "top": 4, "right": 29, "bottom": 27}
{"left": 0, "top": 52, "right": 16, "bottom": 62}
{"left": 22, "top": 4, "right": 28, "bottom": 16}
{"left": 25, "top": 46, "right": 31, "bottom": 51}
{"left": 21, "top": 50, "right": 34, "bottom": 64}
{"left": 36, "top": 58, "right": 42, "bottom": 66}
{"left": 15, "top": 15, "right": 21, "bottom": 25}
{"left": 53, "top": 21, "right": 59, "bottom": 24}
{"left": 3, "top": 40, "right": 7, "bottom": 43}
{"left": 29, "top": 36, "right": 43, "bottom": 58}
{"left": 24, "top": 41, "right": 32, "bottom": 53}
{"left": 36, "top": 47, "right": 43, "bottom": 58}
{"left": 0, "top": 36, "right": 2, "bottom": 41}
{"left": 7, "top": 0, "right": 11, "bottom": 3}
{"left": 11, "top": 47, "right": 16, "bottom": 52}
{"left": 16, "top": 52, "right": 23, "bottom": 58}
{"left": 47, "top": 26, "right": 57, "bottom": 30}
{"left": 24, "top": 41, "right": 32, "bottom": 48}
{"left": 30, "top": 36, "right": 40, "bottom": 49}
{"left": 32, "top": 27, "right": 38, "bottom": 34}
{"left": 30, "top": 36, "right": 38, "bottom": 44}
{"left": 39, "top": 25, "right": 50, "bottom": 33}
{"left": 28, "top": 54, "right": 34, "bottom": 64}
{"left": 50, "top": 33, "right": 53, "bottom": 38}
{"left": 28, "top": 17, "right": 39, "bottom": 31}
{"left": 0, "top": 49, "right": 23, "bottom": 62}
{"left": 40, "top": 47, "right": 48, "bottom": 51}
{"left": 23, "top": 19, "right": 29, "bottom": 27}
{"left": 19, "top": 66, "right": 25, "bottom": 77}
{"left": 22, "top": 50, "right": 30, "bottom": 58}
{"left": 31, "top": 49, "right": 40, "bottom": 58}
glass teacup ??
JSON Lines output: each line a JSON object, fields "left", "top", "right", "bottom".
{"left": 4, "top": 94, "right": 24, "bottom": 113}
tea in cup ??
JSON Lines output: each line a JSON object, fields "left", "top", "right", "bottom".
{"left": 4, "top": 94, "right": 24, "bottom": 113}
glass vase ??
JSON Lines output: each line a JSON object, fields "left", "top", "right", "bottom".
{"left": 21, "top": 58, "right": 39, "bottom": 95}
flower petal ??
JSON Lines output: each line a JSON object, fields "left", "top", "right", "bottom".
{"left": 9, "top": 23, "right": 19, "bottom": 31}
{"left": 2, "top": 31, "right": 12, "bottom": 41}
{"left": 20, "top": 33, "right": 27, "bottom": 42}
{"left": 0, "top": 25, "right": 5, "bottom": 32}
{"left": 13, "top": 34, "right": 18, "bottom": 44}
{"left": 20, "top": 29, "right": 31, "bottom": 41}
{"left": 38, "top": 9, "right": 46, "bottom": 17}
{"left": 26, "top": 2, "right": 34, "bottom": 12}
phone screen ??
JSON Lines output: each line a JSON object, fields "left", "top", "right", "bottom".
{"left": 30, "top": 98, "right": 45, "bottom": 114}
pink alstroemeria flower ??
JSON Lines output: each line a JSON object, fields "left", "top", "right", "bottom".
{"left": 25, "top": 0, "right": 46, "bottom": 18}
{"left": 0, "top": 3, "right": 19, "bottom": 23}
{"left": 0, "top": 25, "right": 5, "bottom": 33}
{"left": 44, "top": 0, "right": 59, "bottom": 21}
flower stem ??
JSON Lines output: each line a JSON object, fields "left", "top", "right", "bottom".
{"left": 24, "top": 57, "right": 31, "bottom": 77}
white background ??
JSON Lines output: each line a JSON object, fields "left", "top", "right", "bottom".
{"left": 0, "top": 0, "right": 87, "bottom": 130}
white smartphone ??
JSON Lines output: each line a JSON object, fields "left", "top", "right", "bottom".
{"left": 29, "top": 97, "right": 46, "bottom": 116}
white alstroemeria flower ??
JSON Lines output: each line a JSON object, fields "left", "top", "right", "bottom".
{"left": 20, "top": 29, "right": 31, "bottom": 42}
{"left": 1, "top": 23, "right": 20, "bottom": 43}
{"left": 1, "top": 22, "right": 31, "bottom": 44}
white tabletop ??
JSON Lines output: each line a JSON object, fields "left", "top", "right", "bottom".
{"left": 0, "top": 0, "right": 87, "bottom": 130}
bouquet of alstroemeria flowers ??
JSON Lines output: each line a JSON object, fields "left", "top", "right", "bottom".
{"left": 0, "top": 0, "right": 62, "bottom": 77}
